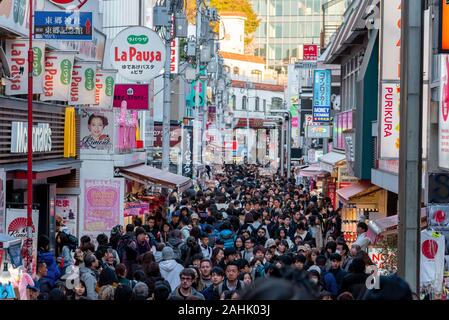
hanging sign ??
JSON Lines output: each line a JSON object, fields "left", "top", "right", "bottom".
{"left": 439, "top": 0, "right": 449, "bottom": 53}
{"left": 380, "top": 82, "right": 400, "bottom": 158}
{"left": 0, "top": 170, "right": 5, "bottom": 234}
{"left": 40, "top": 51, "right": 75, "bottom": 102}
{"left": 94, "top": 69, "right": 116, "bottom": 109}
{"left": 110, "top": 26, "right": 165, "bottom": 82}
{"left": 5, "top": 39, "right": 46, "bottom": 95}
{"left": 306, "top": 125, "right": 331, "bottom": 138}
{"left": 34, "top": 11, "right": 93, "bottom": 41}
{"left": 69, "top": 61, "right": 97, "bottom": 105}
{"left": 439, "top": 55, "right": 449, "bottom": 169}
{"left": 182, "top": 125, "right": 194, "bottom": 178}
{"left": 312, "top": 69, "right": 331, "bottom": 122}
{"left": 303, "top": 44, "right": 318, "bottom": 61}
{"left": 170, "top": 37, "right": 179, "bottom": 74}
{"left": 113, "top": 84, "right": 149, "bottom": 110}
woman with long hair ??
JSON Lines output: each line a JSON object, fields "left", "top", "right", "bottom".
{"left": 211, "top": 247, "right": 224, "bottom": 267}
{"left": 305, "top": 248, "right": 321, "bottom": 270}
{"left": 160, "top": 221, "right": 172, "bottom": 244}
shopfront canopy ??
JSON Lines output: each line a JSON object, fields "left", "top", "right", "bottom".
{"left": 119, "top": 165, "right": 193, "bottom": 192}
{"left": 336, "top": 182, "right": 379, "bottom": 203}
{"left": 319, "top": 152, "right": 346, "bottom": 172}
{"left": 299, "top": 165, "right": 328, "bottom": 177}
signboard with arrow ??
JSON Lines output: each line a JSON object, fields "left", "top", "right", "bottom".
{"left": 34, "top": 11, "right": 93, "bottom": 41}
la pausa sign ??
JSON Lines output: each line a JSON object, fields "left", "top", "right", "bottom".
{"left": 11, "top": 122, "right": 52, "bottom": 153}
{"left": 111, "top": 26, "right": 165, "bottom": 82}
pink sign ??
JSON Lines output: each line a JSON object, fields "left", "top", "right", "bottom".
{"left": 113, "top": 84, "right": 149, "bottom": 110}
{"left": 84, "top": 179, "right": 121, "bottom": 233}
{"left": 291, "top": 117, "right": 299, "bottom": 128}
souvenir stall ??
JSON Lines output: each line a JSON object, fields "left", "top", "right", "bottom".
{"left": 297, "top": 165, "right": 329, "bottom": 194}
{"left": 0, "top": 235, "right": 22, "bottom": 300}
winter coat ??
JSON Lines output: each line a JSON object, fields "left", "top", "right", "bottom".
{"left": 169, "top": 286, "right": 205, "bottom": 300}
{"left": 202, "top": 284, "right": 221, "bottom": 300}
{"left": 79, "top": 267, "right": 98, "bottom": 300}
{"left": 180, "top": 225, "right": 191, "bottom": 241}
{"left": 320, "top": 268, "right": 338, "bottom": 297}
{"left": 218, "top": 229, "right": 236, "bottom": 249}
{"left": 340, "top": 273, "right": 369, "bottom": 299}
{"left": 136, "top": 240, "right": 151, "bottom": 256}
{"left": 329, "top": 268, "right": 348, "bottom": 294}
{"left": 37, "top": 251, "right": 60, "bottom": 289}
{"left": 167, "top": 237, "right": 184, "bottom": 261}
{"left": 159, "top": 259, "right": 184, "bottom": 292}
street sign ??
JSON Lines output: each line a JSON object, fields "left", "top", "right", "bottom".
{"left": 34, "top": 11, "right": 93, "bottom": 41}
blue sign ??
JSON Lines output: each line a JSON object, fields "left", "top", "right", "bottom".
{"left": 313, "top": 69, "right": 331, "bottom": 123}
{"left": 34, "top": 11, "right": 93, "bottom": 41}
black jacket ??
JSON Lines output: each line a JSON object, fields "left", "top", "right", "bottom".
{"left": 202, "top": 284, "right": 220, "bottom": 300}
{"left": 340, "top": 273, "right": 369, "bottom": 299}
{"left": 329, "top": 268, "right": 348, "bottom": 294}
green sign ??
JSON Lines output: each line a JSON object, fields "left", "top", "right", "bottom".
{"left": 127, "top": 35, "right": 149, "bottom": 45}
{"left": 32, "top": 47, "right": 43, "bottom": 77}
{"left": 105, "top": 76, "right": 115, "bottom": 96}
{"left": 60, "top": 59, "right": 72, "bottom": 85}
{"left": 85, "top": 68, "right": 95, "bottom": 91}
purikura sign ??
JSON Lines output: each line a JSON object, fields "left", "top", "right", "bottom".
{"left": 40, "top": 51, "right": 75, "bottom": 102}
{"left": 110, "top": 26, "right": 165, "bottom": 82}
{"left": 380, "top": 83, "right": 400, "bottom": 158}
{"left": 94, "top": 69, "right": 116, "bottom": 109}
{"left": 5, "top": 39, "right": 46, "bottom": 95}
{"left": 69, "top": 61, "right": 97, "bottom": 105}
{"left": 83, "top": 179, "right": 123, "bottom": 234}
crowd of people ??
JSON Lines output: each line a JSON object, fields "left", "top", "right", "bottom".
{"left": 25, "top": 164, "right": 415, "bottom": 300}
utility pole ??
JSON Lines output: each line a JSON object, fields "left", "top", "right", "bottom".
{"left": 397, "top": 0, "right": 424, "bottom": 293}
{"left": 161, "top": 0, "right": 173, "bottom": 172}
{"left": 193, "top": 0, "right": 202, "bottom": 178}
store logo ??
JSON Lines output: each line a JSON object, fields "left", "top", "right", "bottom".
{"left": 85, "top": 68, "right": 95, "bottom": 91}
{"left": 105, "top": 76, "right": 115, "bottom": 96}
{"left": 60, "top": 59, "right": 72, "bottom": 85}
{"left": 33, "top": 47, "right": 43, "bottom": 76}
{"left": 11, "top": 122, "right": 52, "bottom": 153}
{"left": 127, "top": 35, "right": 149, "bottom": 45}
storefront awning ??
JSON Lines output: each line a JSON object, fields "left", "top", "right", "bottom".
{"left": 319, "top": 152, "right": 346, "bottom": 172}
{"left": 299, "top": 165, "right": 328, "bottom": 177}
{"left": 119, "top": 165, "right": 193, "bottom": 192}
{"left": 336, "top": 182, "right": 379, "bottom": 203}
{"left": 4, "top": 159, "right": 82, "bottom": 180}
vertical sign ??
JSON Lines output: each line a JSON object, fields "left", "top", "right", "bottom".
{"left": 170, "top": 38, "right": 179, "bottom": 74}
{"left": 439, "top": 55, "right": 449, "bottom": 169}
{"left": 328, "top": 182, "right": 337, "bottom": 209}
{"left": 70, "top": 61, "right": 97, "bottom": 105}
{"left": 439, "top": 0, "right": 449, "bottom": 53}
{"left": 0, "top": 170, "right": 5, "bottom": 234}
{"left": 5, "top": 40, "right": 46, "bottom": 95}
{"left": 303, "top": 44, "right": 318, "bottom": 61}
{"left": 182, "top": 125, "right": 194, "bottom": 178}
{"left": 380, "top": 83, "right": 401, "bottom": 158}
{"left": 312, "top": 69, "right": 331, "bottom": 122}
{"left": 55, "top": 195, "right": 78, "bottom": 237}
{"left": 40, "top": 51, "right": 75, "bottom": 101}
{"left": 94, "top": 69, "right": 116, "bottom": 109}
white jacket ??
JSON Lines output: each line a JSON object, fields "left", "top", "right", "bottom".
{"left": 159, "top": 259, "right": 184, "bottom": 291}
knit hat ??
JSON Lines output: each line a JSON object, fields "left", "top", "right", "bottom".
{"left": 191, "top": 213, "right": 200, "bottom": 220}
{"left": 265, "top": 238, "right": 276, "bottom": 249}
{"left": 308, "top": 265, "right": 321, "bottom": 274}
{"left": 162, "top": 247, "right": 175, "bottom": 261}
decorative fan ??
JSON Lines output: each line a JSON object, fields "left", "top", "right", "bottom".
{"left": 8, "top": 217, "right": 35, "bottom": 234}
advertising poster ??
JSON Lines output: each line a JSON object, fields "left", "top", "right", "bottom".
{"left": 55, "top": 195, "right": 78, "bottom": 237}
{"left": 113, "top": 84, "right": 149, "bottom": 110}
{"left": 380, "top": 82, "right": 401, "bottom": 158}
{"left": 80, "top": 109, "right": 113, "bottom": 153}
{"left": 40, "top": 51, "right": 75, "bottom": 101}
{"left": 440, "top": 55, "right": 449, "bottom": 169}
{"left": 124, "top": 202, "right": 149, "bottom": 217}
{"left": 0, "top": 170, "right": 5, "bottom": 234}
{"left": 83, "top": 179, "right": 122, "bottom": 234}
{"left": 69, "top": 61, "right": 97, "bottom": 105}
{"left": 5, "top": 39, "right": 46, "bottom": 95}
{"left": 6, "top": 208, "right": 39, "bottom": 277}
{"left": 94, "top": 69, "right": 116, "bottom": 109}
{"left": 313, "top": 69, "right": 331, "bottom": 122}
{"left": 110, "top": 26, "right": 166, "bottom": 82}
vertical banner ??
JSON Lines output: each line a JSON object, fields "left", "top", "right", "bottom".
{"left": 182, "top": 125, "right": 194, "bottom": 178}
{"left": 55, "top": 195, "right": 78, "bottom": 237}
{"left": 439, "top": 55, "right": 449, "bottom": 169}
{"left": 0, "top": 170, "right": 5, "bottom": 234}
{"left": 5, "top": 39, "right": 46, "bottom": 95}
{"left": 69, "top": 61, "right": 98, "bottom": 105}
{"left": 83, "top": 179, "right": 123, "bottom": 237}
{"left": 6, "top": 208, "right": 39, "bottom": 277}
{"left": 380, "top": 83, "right": 400, "bottom": 158}
{"left": 312, "top": 69, "right": 331, "bottom": 122}
{"left": 40, "top": 51, "right": 75, "bottom": 101}
{"left": 439, "top": 0, "right": 449, "bottom": 53}
{"left": 170, "top": 37, "right": 179, "bottom": 74}
{"left": 80, "top": 109, "right": 113, "bottom": 153}
{"left": 94, "top": 69, "right": 117, "bottom": 109}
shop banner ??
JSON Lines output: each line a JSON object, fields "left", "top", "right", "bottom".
{"left": 113, "top": 84, "right": 149, "bottom": 110}
{"left": 40, "top": 51, "right": 75, "bottom": 102}
{"left": 5, "top": 39, "right": 46, "bottom": 95}
{"left": 328, "top": 182, "right": 337, "bottom": 209}
{"left": 380, "top": 82, "right": 400, "bottom": 158}
{"left": 110, "top": 26, "right": 165, "bottom": 82}
{"left": 83, "top": 179, "right": 123, "bottom": 235}
{"left": 439, "top": 55, "right": 449, "bottom": 169}
{"left": 312, "top": 69, "right": 331, "bottom": 123}
{"left": 0, "top": 170, "right": 5, "bottom": 234}
{"left": 170, "top": 37, "right": 179, "bottom": 74}
{"left": 94, "top": 69, "right": 116, "bottom": 109}
{"left": 306, "top": 125, "right": 331, "bottom": 138}
{"left": 182, "top": 125, "right": 194, "bottom": 178}
{"left": 80, "top": 109, "right": 113, "bottom": 153}
{"left": 427, "top": 204, "right": 449, "bottom": 228}
{"left": 380, "top": 0, "right": 401, "bottom": 81}
{"left": 420, "top": 229, "right": 445, "bottom": 294}
{"left": 303, "top": 44, "right": 318, "bottom": 61}
{"left": 124, "top": 202, "right": 149, "bottom": 217}
{"left": 55, "top": 195, "right": 78, "bottom": 237}
{"left": 0, "top": 0, "right": 30, "bottom": 37}
{"left": 6, "top": 208, "right": 39, "bottom": 277}
{"left": 69, "top": 61, "right": 97, "bottom": 105}
{"left": 368, "top": 248, "right": 396, "bottom": 275}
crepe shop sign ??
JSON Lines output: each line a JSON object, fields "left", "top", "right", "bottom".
{"left": 111, "top": 26, "right": 165, "bottom": 82}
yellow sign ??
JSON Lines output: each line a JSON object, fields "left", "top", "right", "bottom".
{"left": 440, "top": 0, "right": 449, "bottom": 53}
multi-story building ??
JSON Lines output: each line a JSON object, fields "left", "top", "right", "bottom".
{"left": 251, "top": 0, "right": 347, "bottom": 80}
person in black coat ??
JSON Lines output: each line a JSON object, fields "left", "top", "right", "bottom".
{"left": 340, "top": 258, "right": 369, "bottom": 299}
{"left": 329, "top": 253, "right": 348, "bottom": 294}
{"left": 201, "top": 267, "right": 225, "bottom": 300}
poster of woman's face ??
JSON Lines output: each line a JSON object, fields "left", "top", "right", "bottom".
{"left": 80, "top": 109, "right": 113, "bottom": 153}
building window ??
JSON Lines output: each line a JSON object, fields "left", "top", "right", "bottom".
{"left": 231, "top": 95, "right": 236, "bottom": 110}
{"left": 242, "top": 96, "right": 247, "bottom": 110}
{"left": 263, "top": 99, "right": 267, "bottom": 112}
{"left": 233, "top": 67, "right": 240, "bottom": 75}
{"left": 251, "top": 69, "right": 262, "bottom": 80}
{"left": 255, "top": 97, "right": 260, "bottom": 111}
